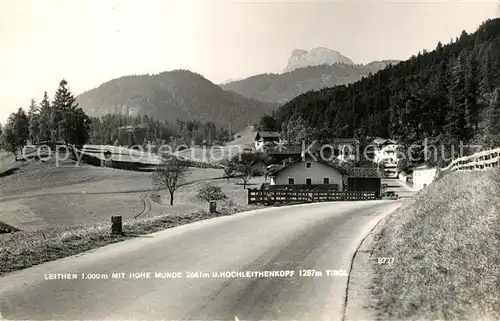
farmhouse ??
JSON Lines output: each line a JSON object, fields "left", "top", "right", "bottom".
{"left": 330, "top": 138, "right": 359, "bottom": 162}
{"left": 254, "top": 131, "right": 281, "bottom": 152}
{"left": 368, "top": 137, "right": 399, "bottom": 178}
{"left": 268, "top": 155, "right": 345, "bottom": 191}
{"left": 116, "top": 124, "right": 148, "bottom": 147}
{"left": 264, "top": 140, "right": 358, "bottom": 164}
{"left": 412, "top": 164, "right": 438, "bottom": 190}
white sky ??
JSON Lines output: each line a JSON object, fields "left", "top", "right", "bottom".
{"left": 0, "top": 0, "right": 498, "bottom": 123}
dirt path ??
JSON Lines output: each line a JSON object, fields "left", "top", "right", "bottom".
{"left": 134, "top": 192, "right": 152, "bottom": 218}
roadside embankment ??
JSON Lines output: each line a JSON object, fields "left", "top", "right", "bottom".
{"left": 0, "top": 203, "right": 264, "bottom": 277}
{"left": 371, "top": 169, "right": 500, "bottom": 320}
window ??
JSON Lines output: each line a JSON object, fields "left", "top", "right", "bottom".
{"left": 343, "top": 146, "right": 351, "bottom": 157}
{"left": 306, "top": 162, "right": 312, "bottom": 168}
{"left": 306, "top": 178, "right": 312, "bottom": 185}
{"left": 288, "top": 177, "right": 295, "bottom": 185}
{"left": 323, "top": 177, "right": 330, "bottom": 184}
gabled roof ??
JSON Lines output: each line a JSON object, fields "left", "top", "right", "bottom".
{"left": 269, "top": 155, "right": 348, "bottom": 176}
{"left": 255, "top": 131, "right": 281, "bottom": 140}
{"left": 372, "top": 137, "right": 397, "bottom": 145}
{"left": 267, "top": 164, "right": 284, "bottom": 170}
{"left": 266, "top": 143, "right": 338, "bottom": 155}
{"left": 250, "top": 160, "right": 266, "bottom": 166}
{"left": 413, "top": 163, "right": 435, "bottom": 170}
{"left": 266, "top": 144, "right": 303, "bottom": 155}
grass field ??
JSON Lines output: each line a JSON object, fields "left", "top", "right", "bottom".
{"left": 0, "top": 203, "right": 264, "bottom": 277}
{"left": 372, "top": 169, "right": 500, "bottom": 320}
{"left": 0, "top": 150, "right": 17, "bottom": 175}
{"left": 0, "top": 156, "right": 224, "bottom": 230}
{"left": 0, "top": 149, "right": 267, "bottom": 276}
{"left": 151, "top": 175, "right": 266, "bottom": 215}
{"left": 172, "top": 125, "right": 257, "bottom": 164}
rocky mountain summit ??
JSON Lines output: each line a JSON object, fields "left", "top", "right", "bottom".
{"left": 284, "top": 47, "right": 355, "bottom": 72}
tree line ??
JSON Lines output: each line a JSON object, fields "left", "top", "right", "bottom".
{"left": 0, "top": 79, "right": 234, "bottom": 160}
{"left": 88, "top": 115, "right": 232, "bottom": 148}
{"left": 259, "top": 18, "right": 500, "bottom": 169}
{"left": 0, "top": 80, "right": 91, "bottom": 159}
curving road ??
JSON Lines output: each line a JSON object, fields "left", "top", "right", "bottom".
{"left": 0, "top": 200, "right": 403, "bottom": 321}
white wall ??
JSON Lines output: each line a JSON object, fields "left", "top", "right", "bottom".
{"left": 413, "top": 168, "right": 438, "bottom": 190}
{"left": 374, "top": 144, "right": 398, "bottom": 163}
{"left": 271, "top": 160, "right": 343, "bottom": 190}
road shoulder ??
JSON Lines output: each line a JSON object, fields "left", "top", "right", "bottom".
{"left": 343, "top": 204, "right": 396, "bottom": 321}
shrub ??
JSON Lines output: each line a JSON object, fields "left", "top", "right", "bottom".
{"left": 196, "top": 183, "right": 227, "bottom": 203}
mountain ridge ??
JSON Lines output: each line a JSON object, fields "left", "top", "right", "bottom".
{"left": 76, "top": 70, "right": 278, "bottom": 132}
{"left": 221, "top": 60, "right": 400, "bottom": 104}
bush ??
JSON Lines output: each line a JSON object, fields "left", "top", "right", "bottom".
{"left": 196, "top": 183, "right": 227, "bottom": 203}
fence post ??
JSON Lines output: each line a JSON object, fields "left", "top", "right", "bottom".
{"left": 111, "top": 216, "right": 122, "bottom": 235}
{"left": 209, "top": 201, "right": 217, "bottom": 213}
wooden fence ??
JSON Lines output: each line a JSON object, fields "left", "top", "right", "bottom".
{"left": 247, "top": 189, "right": 377, "bottom": 204}
{"left": 260, "top": 184, "right": 340, "bottom": 191}
{"left": 442, "top": 147, "right": 500, "bottom": 172}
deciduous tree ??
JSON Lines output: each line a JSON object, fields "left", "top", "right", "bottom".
{"left": 151, "top": 158, "right": 191, "bottom": 205}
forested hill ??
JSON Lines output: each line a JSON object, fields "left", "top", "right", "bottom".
{"left": 267, "top": 18, "right": 500, "bottom": 166}
{"left": 221, "top": 61, "right": 399, "bottom": 104}
{"left": 76, "top": 70, "right": 278, "bottom": 132}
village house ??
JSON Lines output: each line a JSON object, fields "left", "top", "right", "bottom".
{"left": 367, "top": 138, "right": 399, "bottom": 178}
{"left": 264, "top": 139, "right": 358, "bottom": 164}
{"left": 268, "top": 154, "right": 346, "bottom": 191}
{"left": 412, "top": 164, "right": 438, "bottom": 190}
{"left": 254, "top": 131, "right": 281, "bottom": 152}
{"left": 329, "top": 138, "right": 360, "bottom": 162}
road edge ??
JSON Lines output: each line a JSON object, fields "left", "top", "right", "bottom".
{"left": 342, "top": 201, "right": 402, "bottom": 321}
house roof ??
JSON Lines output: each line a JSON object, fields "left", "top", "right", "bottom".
{"left": 255, "top": 131, "right": 281, "bottom": 140}
{"left": 331, "top": 138, "right": 359, "bottom": 144}
{"left": 413, "top": 163, "right": 435, "bottom": 170}
{"left": 266, "top": 143, "right": 340, "bottom": 156}
{"left": 117, "top": 124, "right": 148, "bottom": 130}
{"left": 372, "top": 137, "right": 397, "bottom": 145}
{"left": 266, "top": 144, "right": 303, "bottom": 155}
{"left": 250, "top": 160, "right": 266, "bottom": 166}
{"left": 269, "top": 155, "right": 348, "bottom": 177}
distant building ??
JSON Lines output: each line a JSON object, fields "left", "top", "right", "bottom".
{"left": 264, "top": 138, "right": 358, "bottom": 164}
{"left": 412, "top": 164, "right": 438, "bottom": 190}
{"left": 254, "top": 131, "right": 281, "bottom": 152}
{"left": 116, "top": 124, "right": 148, "bottom": 147}
{"left": 368, "top": 138, "right": 399, "bottom": 178}
{"left": 398, "top": 170, "right": 412, "bottom": 183}
{"left": 331, "top": 138, "right": 359, "bottom": 162}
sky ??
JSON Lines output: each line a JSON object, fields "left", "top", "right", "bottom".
{"left": 0, "top": 0, "right": 498, "bottom": 123}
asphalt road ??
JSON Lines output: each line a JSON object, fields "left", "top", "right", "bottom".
{"left": 0, "top": 200, "right": 404, "bottom": 321}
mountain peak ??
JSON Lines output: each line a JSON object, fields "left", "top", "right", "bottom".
{"left": 284, "top": 47, "right": 355, "bottom": 72}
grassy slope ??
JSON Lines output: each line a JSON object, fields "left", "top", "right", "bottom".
{"left": 0, "top": 158, "right": 224, "bottom": 230}
{"left": 0, "top": 156, "right": 263, "bottom": 276}
{"left": 372, "top": 170, "right": 500, "bottom": 320}
{"left": 152, "top": 175, "right": 266, "bottom": 215}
